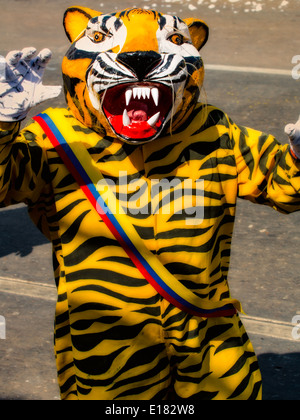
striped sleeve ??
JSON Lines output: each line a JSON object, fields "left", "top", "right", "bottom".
{"left": 0, "top": 120, "right": 50, "bottom": 207}
{"left": 229, "top": 119, "right": 300, "bottom": 214}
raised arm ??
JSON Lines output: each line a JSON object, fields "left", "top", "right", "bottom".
{"left": 285, "top": 115, "right": 300, "bottom": 160}
{"left": 0, "top": 48, "right": 62, "bottom": 206}
{"left": 0, "top": 47, "right": 61, "bottom": 121}
{"left": 230, "top": 118, "right": 300, "bottom": 214}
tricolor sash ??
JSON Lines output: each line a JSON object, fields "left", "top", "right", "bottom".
{"left": 33, "top": 110, "right": 241, "bottom": 318}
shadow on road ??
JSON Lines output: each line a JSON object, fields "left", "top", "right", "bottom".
{"left": 259, "top": 352, "right": 300, "bottom": 400}
{"left": 0, "top": 206, "right": 48, "bottom": 258}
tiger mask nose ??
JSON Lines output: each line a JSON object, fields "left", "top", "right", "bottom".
{"left": 116, "top": 51, "right": 162, "bottom": 81}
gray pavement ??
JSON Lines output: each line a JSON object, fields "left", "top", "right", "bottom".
{"left": 1, "top": 0, "right": 300, "bottom": 400}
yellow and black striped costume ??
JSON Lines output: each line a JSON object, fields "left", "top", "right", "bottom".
{"left": 1, "top": 7, "right": 300, "bottom": 400}
{"left": 1, "top": 105, "right": 300, "bottom": 399}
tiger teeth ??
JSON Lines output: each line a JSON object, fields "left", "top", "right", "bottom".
{"left": 125, "top": 87, "right": 159, "bottom": 106}
{"left": 123, "top": 87, "right": 160, "bottom": 128}
{"left": 125, "top": 90, "right": 132, "bottom": 106}
{"left": 147, "top": 112, "right": 160, "bottom": 127}
{"left": 122, "top": 109, "right": 130, "bottom": 127}
{"left": 151, "top": 88, "right": 159, "bottom": 106}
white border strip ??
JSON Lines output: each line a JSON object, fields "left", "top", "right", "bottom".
{"left": 206, "top": 64, "right": 292, "bottom": 77}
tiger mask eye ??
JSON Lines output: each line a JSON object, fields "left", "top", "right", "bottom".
{"left": 168, "top": 33, "right": 185, "bottom": 46}
{"left": 92, "top": 32, "right": 105, "bottom": 43}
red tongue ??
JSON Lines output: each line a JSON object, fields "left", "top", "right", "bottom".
{"left": 108, "top": 114, "right": 158, "bottom": 139}
{"left": 128, "top": 109, "right": 148, "bottom": 122}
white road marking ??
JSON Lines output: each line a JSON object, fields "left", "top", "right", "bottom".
{"left": 206, "top": 64, "right": 292, "bottom": 77}
{"left": 241, "top": 315, "right": 297, "bottom": 342}
{"left": 0, "top": 276, "right": 56, "bottom": 302}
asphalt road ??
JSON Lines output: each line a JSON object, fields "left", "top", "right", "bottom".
{"left": 0, "top": 0, "right": 300, "bottom": 400}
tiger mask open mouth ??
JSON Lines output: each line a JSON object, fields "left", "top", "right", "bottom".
{"left": 100, "top": 81, "right": 173, "bottom": 143}
{"left": 63, "top": 7, "right": 209, "bottom": 145}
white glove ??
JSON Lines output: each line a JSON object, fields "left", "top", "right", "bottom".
{"left": 285, "top": 116, "right": 300, "bottom": 159}
{"left": 0, "top": 47, "right": 62, "bottom": 122}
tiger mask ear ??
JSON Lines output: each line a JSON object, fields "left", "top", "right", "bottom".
{"left": 183, "top": 18, "right": 209, "bottom": 51}
{"left": 63, "top": 6, "right": 102, "bottom": 43}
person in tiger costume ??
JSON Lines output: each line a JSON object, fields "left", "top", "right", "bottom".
{"left": 1, "top": 6, "right": 300, "bottom": 401}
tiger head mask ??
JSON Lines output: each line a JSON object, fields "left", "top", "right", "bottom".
{"left": 62, "top": 6, "right": 209, "bottom": 144}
